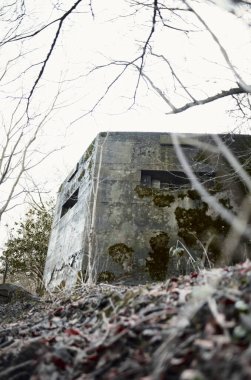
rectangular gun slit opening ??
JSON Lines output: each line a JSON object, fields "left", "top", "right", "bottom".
{"left": 61, "top": 188, "right": 79, "bottom": 218}
{"left": 141, "top": 170, "right": 215, "bottom": 189}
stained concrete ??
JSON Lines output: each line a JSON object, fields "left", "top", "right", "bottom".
{"left": 43, "top": 132, "right": 251, "bottom": 290}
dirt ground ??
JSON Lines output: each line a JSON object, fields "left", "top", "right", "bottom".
{"left": 1, "top": 261, "right": 251, "bottom": 379}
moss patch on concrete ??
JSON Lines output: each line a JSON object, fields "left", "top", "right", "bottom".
{"left": 177, "top": 189, "right": 201, "bottom": 201}
{"left": 175, "top": 205, "right": 230, "bottom": 260}
{"left": 146, "top": 232, "right": 170, "bottom": 281}
{"left": 153, "top": 194, "right": 175, "bottom": 207}
{"left": 78, "top": 169, "right": 85, "bottom": 182}
{"left": 134, "top": 185, "right": 174, "bottom": 208}
{"left": 135, "top": 185, "right": 210, "bottom": 208}
{"left": 97, "top": 271, "right": 116, "bottom": 283}
{"left": 219, "top": 197, "right": 233, "bottom": 210}
{"left": 134, "top": 185, "right": 153, "bottom": 198}
{"left": 83, "top": 141, "right": 95, "bottom": 162}
{"left": 187, "top": 189, "right": 201, "bottom": 201}
{"left": 108, "top": 243, "right": 134, "bottom": 270}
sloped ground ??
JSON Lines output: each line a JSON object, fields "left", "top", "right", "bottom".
{"left": 1, "top": 261, "right": 251, "bottom": 379}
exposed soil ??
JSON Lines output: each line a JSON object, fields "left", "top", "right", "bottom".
{"left": 1, "top": 261, "right": 251, "bottom": 379}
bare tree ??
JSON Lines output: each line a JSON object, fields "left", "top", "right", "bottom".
{"left": 0, "top": 0, "right": 83, "bottom": 222}
{"left": 74, "top": 0, "right": 251, "bottom": 126}
{"left": 0, "top": 93, "right": 60, "bottom": 223}
{"left": 1, "top": 1, "right": 250, "bottom": 123}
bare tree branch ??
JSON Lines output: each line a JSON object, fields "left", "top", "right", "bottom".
{"left": 184, "top": 0, "right": 251, "bottom": 92}
{"left": 27, "top": 0, "right": 83, "bottom": 107}
{"left": 166, "top": 87, "right": 245, "bottom": 114}
{"left": 171, "top": 133, "right": 251, "bottom": 238}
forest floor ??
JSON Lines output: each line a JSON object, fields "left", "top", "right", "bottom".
{"left": 1, "top": 261, "right": 251, "bottom": 380}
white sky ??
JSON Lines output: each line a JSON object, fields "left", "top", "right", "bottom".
{"left": 35, "top": 0, "right": 250, "bottom": 182}
{"left": 1, "top": 0, "right": 251, "bottom": 246}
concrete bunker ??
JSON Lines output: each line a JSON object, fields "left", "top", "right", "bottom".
{"left": 44, "top": 132, "right": 251, "bottom": 290}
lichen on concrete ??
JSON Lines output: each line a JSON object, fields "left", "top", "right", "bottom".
{"left": 78, "top": 169, "right": 85, "bottom": 181}
{"left": 219, "top": 197, "right": 233, "bottom": 210}
{"left": 108, "top": 243, "right": 134, "bottom": 271}
{"left": 83, "top": 140, "right": 95, "bottom": 163}
{"left": 153, "top": 194, "right": 175, "bottom": 207}
{"left": 175, "top": 205, "right": 230, "bottom": 261}
{"left": 186, "top": 189, "right": 201, "bottom": 201}
{"left": 177, "top": 189, "right": 201, "bottom": 201}
{"left": 134, "top": 185, "right": 153, "bottom": 198}
{"left": 134, "top": 185, "right": 175, "bottom": 208}
{"left": 97, "top": 271, "right": 116, "bottom": 283}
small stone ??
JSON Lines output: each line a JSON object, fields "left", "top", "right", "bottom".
{"left": 180, "top": 369, "right": 205, "bottom": 380}
{"left": 233, "top": 325, "right": 247, "bottom": 339}
{"left": 0, "top": 284, "right": 39, "bottom": 304}
{"left": 235, "top": 300, "right": 249, "bottom": 312}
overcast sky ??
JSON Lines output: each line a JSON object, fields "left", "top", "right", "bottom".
{"left": 1, "top": 0, "right": 251, "bottom": 245}
{"left": 32, "top": 0, "right": 250, "bottom": 181}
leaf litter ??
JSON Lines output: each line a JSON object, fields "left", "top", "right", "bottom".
{"left": 1, "top": 261, "right": 251, "bottom": 379}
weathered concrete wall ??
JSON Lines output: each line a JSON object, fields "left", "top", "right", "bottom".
{"left": 44, "top": 141, "right": 96, "bottom": 289}
{"left": 44, "top": 132, "right": 251, "bottom": 289}
{"left": 92, "top": 133, "right": 240, "bottom": 283}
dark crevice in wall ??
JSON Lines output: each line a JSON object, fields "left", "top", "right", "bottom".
{"left": 68, "top": 163, "right": 79, "bottom": 182}
{"left": 61, "top": 188, "right": 79, "bottom": 218}
{"left": 146, "top": 232, "right": 170, "bottom": 281}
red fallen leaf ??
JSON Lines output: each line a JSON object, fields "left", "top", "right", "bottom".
{"left": 40, "top": 336, "right": 56, "bottom": 345}
{"left": 190, "top": 272, "right": 198, "bottom": 278}
{"left": 51, "top": 355, "right": 67, "bottom": 370}
{"left": 87, "top": 354, "right": 99, "bottom": 361}
{"left": 106, "top": 368, "right": 119, "bottom": 379}
{"left": 96, "top": 345, "right": 105, "bottom": 353}
{"left": 54, "top": 307, "right": 64, "bottom": 316}
{"left": 115, "top": 324, "right": 126, "bottom": 333}
{"left": 64, "top": 328, "right": 81, "bottom": 336}
{"left": 238, "top": 265, "right": 251, "bottom": 274}
{"left": 219, "top": 297, "right": 235, "bottom": 305}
